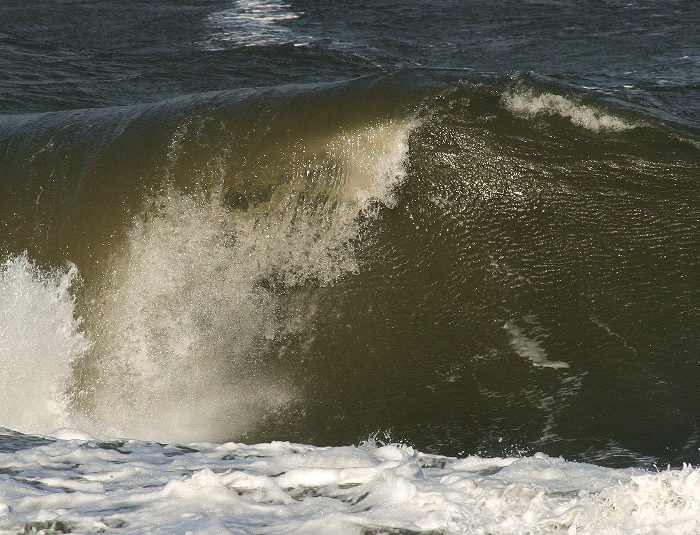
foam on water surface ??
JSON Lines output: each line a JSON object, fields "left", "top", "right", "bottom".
{"left": 502, "top": 90, "right": 636, "bottom": 132}
{"left": 504, "top": 318, "right": 569, "bottom": 370}
{"left": 0, "top": 434, "right": 698, "bottom": 534}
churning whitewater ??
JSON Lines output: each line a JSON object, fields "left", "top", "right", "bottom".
{"left": 1, "top": 430, "right": 700, "bottom": 535}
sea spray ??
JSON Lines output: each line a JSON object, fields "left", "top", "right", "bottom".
{"left": 0, "top": 254, "right": 90, "bottom": 434}
{"left": 69, "top": 119, "right": 416, "bottom": 442}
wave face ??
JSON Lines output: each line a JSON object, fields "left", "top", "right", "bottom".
{"left": 0, "top": 71, "right": 698, "bottom": 468}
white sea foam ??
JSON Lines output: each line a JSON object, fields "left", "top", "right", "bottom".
{"left": 204, "top": 1, "right": 308, "bottom": 48}
{"left": 503, "top": 90, "right": 635, "bottom": 132}
{"left": 0, "top": 435, "right": 698, "bottom": 534}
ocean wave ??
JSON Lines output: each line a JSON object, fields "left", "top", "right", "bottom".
{"left": 0, "top": 72, "right": 697, "bottom": 463}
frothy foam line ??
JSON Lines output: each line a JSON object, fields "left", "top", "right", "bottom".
{"left": 502, "top": 90, "right": 636, "bottom": 132}
{"left": 0, "top": 437, "right": 699, "bottom": 534}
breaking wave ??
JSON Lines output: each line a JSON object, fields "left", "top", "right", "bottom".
{"left": 0, "top": 95, "right": 416, "bottom": 441}
{"left": 0, "top": 70, "right": 697, "bottom": 468}
{"left": 0, "top": 255, "right": 90, "bottom": 434}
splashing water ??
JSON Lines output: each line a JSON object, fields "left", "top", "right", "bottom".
{"left": 0, "top": 119, "right": 416, "bottom": 443}
{"left": 0, "top": 254, "right": 90, "bottom": 434}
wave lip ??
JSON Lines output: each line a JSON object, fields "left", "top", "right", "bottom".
{"left": 502, "top": 88, "right": 637, "bottom": 132}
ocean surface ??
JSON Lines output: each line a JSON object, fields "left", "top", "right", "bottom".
{"left": 1, "top": 1, "right": 699, "bottom": 533}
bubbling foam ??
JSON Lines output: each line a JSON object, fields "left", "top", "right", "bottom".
{"left": 0, "top": 438, "right": 698, "bottom": 534}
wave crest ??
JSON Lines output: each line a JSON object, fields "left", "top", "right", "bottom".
{"left": 503, "top": 89, "right": 636, "bottom": 132}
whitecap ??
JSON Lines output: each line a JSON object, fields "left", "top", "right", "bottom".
{"left": 503, "top": 89, "right": 636, "bottom": 132}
